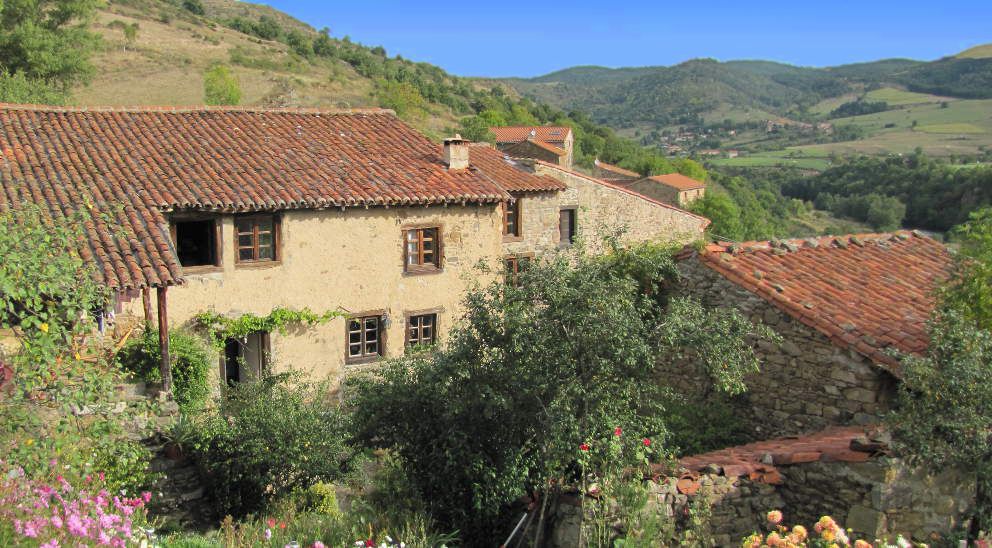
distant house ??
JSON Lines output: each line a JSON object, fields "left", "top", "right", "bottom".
{"left": 591, "top": 159, "right": 641, "bottom": 184}
{"left": 489, "top": 126, "right": 574, "bottom": 169}
{"left": 625, "top": 173, "right": 706, "bottom": 208}
{"left": 670, "top": 232, "right": 952, "bottom": 438}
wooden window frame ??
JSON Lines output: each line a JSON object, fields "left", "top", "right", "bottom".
{"left": 235, "top": 213, "right": 281, "bottom": 266}
{"left": 559, "top": 207, "right": 577, "bottom": 247}
{"left": 219, "top": 331, "right": 271, "bottom": 384}
{"left": 403, "top": 224, "right": 443, "bottom": 274}
{"left": 504, "top": 253, "right": 534, "bottom": 286}
{"left": 405, "top": 311, "right": 439, "bottom": 350}
{"left": 346, "top": 311, "right": 385, "bottom": 364}
{"left": 503, "top": 194, "right": 523, "bottom": 241}
{"left": 169, "top": 214, "right": 223, "bottom": 274}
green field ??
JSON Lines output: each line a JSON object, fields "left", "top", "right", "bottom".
{"left": 710, "top": 150, "right": 831, "bottom": 170}
{"left": 863, "top": 87, "right": 950, "bottom": 106}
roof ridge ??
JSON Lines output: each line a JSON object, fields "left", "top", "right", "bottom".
{"left": 708, "top": 230, "right": 926, "bottom": 254}
{"left": 0, "top": 103, "right": 397, "bottom": 116}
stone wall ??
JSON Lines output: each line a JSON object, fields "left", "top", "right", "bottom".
{"left": 548, "top": 457, "right": 975, "bottom": 547}
{"left": 670, "top": 255, "right": 898, "bottom": 438}
{"left": 529, "top": 162, "right": 708, "bottom": 252}
{"left": 503, "top": 190, "right": 564, "bottom": 257}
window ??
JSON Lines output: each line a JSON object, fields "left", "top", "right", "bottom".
{"left": 223, "top": 331, "right": 270, "bottom": 384}
{"left": 347, "top": 315, "right": 382, "bottom": 362}
{"left": 173, "top": 218, "right": 219, "bottom": 267}
{"left": 503, "top": 196, "right": 521, "bottom": 238}
{"left": 405, "top": 227, "right": 441, "bottom": 271}
{"left": 406, "top": 313, "right": 437, "bottom": 349}
{"left": 559, "top": 208, "right": 577, "bottom": 246}
{"left": 505, "top": 255, "right": 531, "bottom": 286}
{"left": 236, "top": 215, "right": 278, "bottom": 262}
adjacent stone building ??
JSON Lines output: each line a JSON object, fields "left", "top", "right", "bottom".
{"left": 625, "top": 173, "right": 706, "bottom": 208}
{"left": 489, "top": 125, "right": 575, "bottom": 169}
{"left": 591, "top": 159, "right": 641, "bottom": 184}
{"left": 670, "top": 232, "right": 952, "bottom": 438}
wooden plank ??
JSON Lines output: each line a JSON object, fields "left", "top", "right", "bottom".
{"left": 157, "top": 286, "right": 172, "bottom": 393}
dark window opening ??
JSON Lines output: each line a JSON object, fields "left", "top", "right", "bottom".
{"left": 406, "top": 313, "right": 437, "bottom": 349}
{"left": 348, "top": 316, "right": 382, "bottom": 362}
{"left": 175, "top": 219, "right": 218, "bottom": 267}
{"left": 223, "top": 332, "right": 269, "bottom": 384}
{"left": 505, "top": 255, "right": 531, "bottom": 286}
{"left": 559, "top": 208, "right": 577, "bottom": 246}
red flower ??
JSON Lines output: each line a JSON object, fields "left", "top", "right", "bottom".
{"left": 613, "top": 427, "right": 622, "bottom": 437}
{"left": 279, "top": 521, "right": 286, "bottom": 530}
{"left": 266, "top": 518, "right": 276, "bottom": 528}
{"left": 642, "top": 438, "right": 651, "bottom": 446}
{"left": 365, "top": 541, "right": 374, "bottom": 547}
{"left": 579, "top": 443, "right": 590, "bottom": 451}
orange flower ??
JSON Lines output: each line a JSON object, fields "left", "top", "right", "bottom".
{"left": 765, "top": 532, "right": 783, "bottom": 546}
{"left": 766, "top": 510, "right": 783, "bottom": 525}
{"left": 854, "top": 540, "right": 873, "bottom": 548}
{"left": 791, "top": 525, "right": 808, "bottom": 541}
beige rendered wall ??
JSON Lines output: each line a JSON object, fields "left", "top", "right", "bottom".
{"left": 123, "top": 205, "right": 503, "bottom": 388}
{"left": 532, "top": 163, "right": 708, "bottom": 251}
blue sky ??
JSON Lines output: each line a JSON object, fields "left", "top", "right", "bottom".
{"left": 259, "top": 1, "right": 991, "bottom": 77}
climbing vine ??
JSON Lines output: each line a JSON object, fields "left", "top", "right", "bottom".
{"left": 192, "top": 307, "right": 343, "bottom": 350}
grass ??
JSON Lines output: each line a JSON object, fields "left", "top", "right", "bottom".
{"left": 916, "top": 123, "right": 985, "bottom": 134}
{"left": 956, "top": 43, "right": 992, "bottom": 59}
{"left": 863, "top": 87, "right": 950, "bottom": 106}
{"left": 710, "top": 150, "right": 831, "bottom": 171}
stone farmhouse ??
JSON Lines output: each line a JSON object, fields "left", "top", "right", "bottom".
{"left": 0, "top": 104, "right": 707, "bottom": 389}
{"left": 670, "top": 231, "right": 952, "bottom": 438}
{"left": 489, "top": 125, "right": 574, "bottom": 169}
{"left": 622, "top": 172, "right": 707, "bottom": 208}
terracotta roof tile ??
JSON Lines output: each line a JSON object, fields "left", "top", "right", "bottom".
{"left": 0, "top": 104, "right": 511, "bottom": 290}
{"left": 502, "top": 139, "right": 566, "bottom": 157}
{"left": 489, "top": 125, "right": 571, "bottom": 145}
{"left": 675, "top": 426, "right": 879, "bottom": 483}
{"left": 645, "top": 173, "right": 706, "bottom": 191}
{"left": 467, "top": 144, "right": 566, "bottom": 193}
{"left": 694, "top": 232, "right": 951, "bottom": 373}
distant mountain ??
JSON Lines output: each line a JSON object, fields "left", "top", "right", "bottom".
{"left": 502, "top": 48, "right": 992, "bottom": 130}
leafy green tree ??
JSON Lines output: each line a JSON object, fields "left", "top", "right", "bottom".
{"left": 0, "top": 0, "right": 102, "bottom": 92}
{"left": 373, "top": 79, "right": 426, "bottom": 119}
{"left": 285, "top": 29, "right": 311, "bottom": 57}
{"left": 690, "top": 191, "right": 744, "bottom": 240}
{"left": 348, "top": 242, "right": 774, "bottom": 541}
{"left": 181, "top": 0, "right": 204, "bottom": 15}
{"left": 942, "top": 207, "right": 992, "bottom": 330}
{"left": 0, "top": 69, "right": 63, "bottom": 103}
{"left": 203, "top": 64, "right": 241, "bottom": 106}
{"left": 312, "top": 27, "right": 334, "bottom": 57}
{"left": 107, "top": 19, "right": 138, "bottom": 52}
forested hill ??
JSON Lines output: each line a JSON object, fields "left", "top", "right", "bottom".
{"left": 502, "top": 48, "right": 992, "bottom": 130}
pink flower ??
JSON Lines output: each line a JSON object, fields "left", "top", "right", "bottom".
{"left": 41, "top": 540, "right": 59, "bottom": 548}
{"left": 267, "top": 518, "right": 277, "bottom": 528}
{"left": 141, "top": 491, "right": 151, "bottom": 504}
{"left": 312, "top": 542, "right": 326, "bottom": 548}
{"left": 51, "top": 514, "right": 63, "bottom": 528}
{"left": 98, "top": 529, "right": 111, "bottom": 545}
{"left": 613, "top": 427, "right": 622, "bottom": 437}
{"left": 67, "top": 514, "right": 87, "bottom": 537}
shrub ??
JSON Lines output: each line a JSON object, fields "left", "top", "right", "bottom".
{"left": 348, "top": 243, "right": 773, "bottom": 542}
{"left": 203, "top": 64, "right": 241, "bottom": 106}
{"left": 188, "top": 373, "right": 355, "bottom": 519}
{"left": 117, "top": 329, "right": 212, "bottom": 411}
{"left": 181, "top": 0, "right": 205, "bottom": 15}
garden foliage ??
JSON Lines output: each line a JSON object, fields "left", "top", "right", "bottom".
{"left": 117, "top": 328, "right": 212, "bottom": 412}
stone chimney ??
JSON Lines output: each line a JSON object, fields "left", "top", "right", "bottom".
{"left": 443, "top": 134, "right": 469, "bottom": 170}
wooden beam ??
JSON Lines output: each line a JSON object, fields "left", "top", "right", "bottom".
{"left": 156, "top": 286, "right": 172, "bottom": 394}
{"left": 141, "top": 287, "right": 153, "bottom": 327}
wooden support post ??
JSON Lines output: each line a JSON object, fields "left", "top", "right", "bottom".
{"left": 157, "top": 286, "right": 172, "bottom": 394}
{"left": 142, "top": 287, "right": 153, "bottom": 327}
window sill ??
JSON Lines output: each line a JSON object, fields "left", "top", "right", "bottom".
{"left": 403, "top": 266, "right": 444, "bottom": 277}
{"left": 234, "top": 260, "right": 282, "bottom": 270}
{"left": 182, "top": 265, "right": 224, "bottom": 275}
{"left": 345, "top": 355, "right": 382, "bottom": 366}
{"left": 502, "top": 235, "right": 524, "bottom": 243}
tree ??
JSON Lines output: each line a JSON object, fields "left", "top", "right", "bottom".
{"left": 0, "top": 0, "right": 102, "bottom": 92}
{"left": 373, "top": 79, "right": 425, "bottom": 119}
{"left": 690, "top": 191, "right": 744, "bottom": 240}
{"left": 312, "top": 27, "right": 334, "bottom": 57}
{"left": 107, "top": 20, "right": 139, "bottom": 52}
{"left": 941, "top": 207, "right": 992, "bottom": 330}
{"left": 348, "top": 242, "right": 774, "bottom": 541}
{"left": 203, "top": 64, "right": 241, "bottom": 106}
{"left": 181, "top": 0, "right": 204, "bottom": 15}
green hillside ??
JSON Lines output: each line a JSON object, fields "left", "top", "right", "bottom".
{"left": 957, "top": 43, "right": 992, "bottom": 59}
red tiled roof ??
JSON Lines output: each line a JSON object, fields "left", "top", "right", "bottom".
{"left": 529, "top": 159, "right": 712, "bottom": 229}
{"left": 468, "top": 144, "right": 566, "bottom": 193}
{"left": 694, "top": 232, "right": 951, "bottom": 372}
{"left": 502, "top": 139, "right": 566, "bottom": 157}
{"left": 645, "top": 173, "right": 706, "bottom": 191}
{"left": 594, "top": 159, "right": 641, "bottom": 179}
{"left": 489, "top": 126, "right": 571, "bottom": 145}
{"left": 674, "top": 426, "right": 879, "bottom": 485}
{"left": 0, "top": 104, "right": 510, "bottom": 290}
